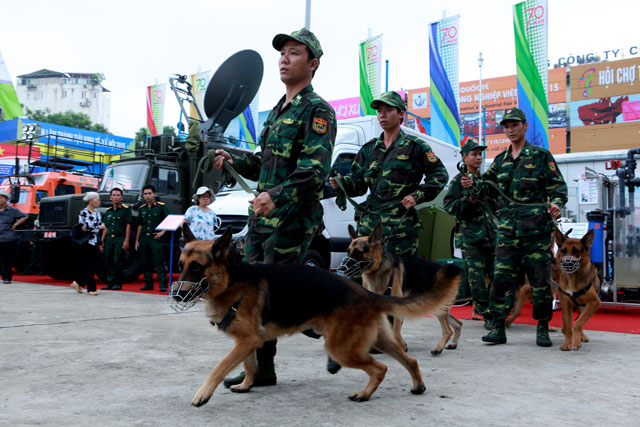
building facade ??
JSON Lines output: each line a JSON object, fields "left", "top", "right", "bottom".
{"left": 16, "top": 69, "right": 111, "bottom": 128}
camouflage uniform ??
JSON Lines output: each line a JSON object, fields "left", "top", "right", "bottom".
{"left": 138, "top": 201, "right": 170, "bottom": 291}
{"left": 339, "top": 92, "right": 448, "bottom": 256}
{"left": 444, "top": 141, "right": 497, "bottom": 319}
{"left": 481, "top": 113, "right": 568, "bottom": 328}
{"left": 223, "top": 28, "right": 335, "bottom": 387}
{"left": 231, "top": 84, "right": 336, "bottom": 264}
{"left": 103, "top": 204, "right": 132, "bottom": 289}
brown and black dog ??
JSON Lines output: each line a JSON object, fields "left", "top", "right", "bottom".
{"left": 175, "top": 225, "right": 461, "bottom": 406}
{"left": 553, "top": 227, "right": 601, "bottom": 351}
{"left": 346, "top": 223, "right": 463, "bottom": 355}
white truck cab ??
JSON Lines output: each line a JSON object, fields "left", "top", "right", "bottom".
{"left": 212, "top": 115, "right": 462, "bottom": 269}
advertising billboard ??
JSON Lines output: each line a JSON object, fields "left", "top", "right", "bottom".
{"left": 569, "top": 57, "right": 640, "bottom": 152}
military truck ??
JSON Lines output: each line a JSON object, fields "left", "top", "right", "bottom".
{"left": 34, "top": 134, "right": 251, "bottom": 281}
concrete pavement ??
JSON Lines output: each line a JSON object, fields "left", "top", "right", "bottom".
{"left": 1, "top": 281, "right": 638, "bottom": 426}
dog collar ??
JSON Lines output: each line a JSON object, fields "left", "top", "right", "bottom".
{"left": 212, "top": 294, "right": 245, "bottom": 332}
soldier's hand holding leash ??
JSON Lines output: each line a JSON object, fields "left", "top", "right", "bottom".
{"left": 213, "top": 149, "right": 233, "bottom": 171}
{"left": 547, "top": 203, "right": 562, "bottom": 219}
{"left": 402, "top": 195, "right": 417, "bottom": 210}
{"left": 329, "top": 174, "right": 341, "bottom": 190}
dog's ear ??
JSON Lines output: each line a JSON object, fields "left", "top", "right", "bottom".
{"left": 212, "top": 226, "right": 233, "bottom": 262}
{"left": 182, "top": 223, "right": 197, "bottom": 243}
{"left": 554, "top": 227, "right": 565, "bottom": 247}
{"left": 581, "top": 229, "right": 595, "bottom": 250}
{"left": 348, "top": 224, "right": 358, "bottom": 240}
{"left": 370, "top": 222, "right": 383, "bottom": 244}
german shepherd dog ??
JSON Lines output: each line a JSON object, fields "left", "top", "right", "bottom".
{"left": 345, "top": 223, "right": 463, "bottom": 356}
{"left": 175, "top": 225, "right": 461, "bottom": 406}
{"left": 553, "top": 227, "right": 601, "bottom": 351}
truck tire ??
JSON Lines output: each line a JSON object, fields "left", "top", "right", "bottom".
{"left": 303, "top": 249, "right": 325, "bottom": 269}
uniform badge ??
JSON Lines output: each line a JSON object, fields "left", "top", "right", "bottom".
{"left": 312, "top": 118, "right": 328, "bottom": 135}
{"left": 549, "top": 161, "right": 557, "bottom": 172}
{"left": 427, "top": 152, "right": 438, "bottom": 163}
{"left": 282, "top": 118, "right": 294, "bottom": 125}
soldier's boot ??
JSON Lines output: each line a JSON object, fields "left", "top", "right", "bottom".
{"left": 482, "top": 319, "right": 507, "bottom": 344}
{"left": 223, "top": 339, "right": 277, "bottom": 388}
{"left": 327, "top": 356, "right": 342, "bottom": 374}
{"left": 483, "top": 313, "right": 494, "bottom": 331}
{"left": 536, "top": 321, "right": 553, "bottom": 347}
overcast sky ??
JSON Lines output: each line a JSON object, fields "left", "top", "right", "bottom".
{"left": 1, "top": 0, "right": 637, "bottom": 138}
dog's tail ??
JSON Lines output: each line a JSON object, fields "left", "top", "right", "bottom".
{"left": 377, "top": 263, "right": 461, "bottom": 318}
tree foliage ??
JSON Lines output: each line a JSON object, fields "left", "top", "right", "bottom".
{"left": 25, "top": 108, "right": 111, "bottom": 134}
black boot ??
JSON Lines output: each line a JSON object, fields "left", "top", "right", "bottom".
{"left": 327, "top": 356, "right": 342, "bottom": 374}
{"left": 223, "top": 339, "right": 277, "bottom": 388}
{"left": 482, "top": 319, "right": 507, "bottom": 344}
{"left": 536, "top": 321, "right": 552, "bottom": 347}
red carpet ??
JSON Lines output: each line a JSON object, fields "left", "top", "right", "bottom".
{"left": 14, "top": 274, "right": 179, "bottom": 295}
{"left": 450, "top": 301, "right": 640, "bottom": 334}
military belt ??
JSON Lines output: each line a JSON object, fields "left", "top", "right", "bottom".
{"left": 109, "top": 233, "right": 124, "bottom": 238}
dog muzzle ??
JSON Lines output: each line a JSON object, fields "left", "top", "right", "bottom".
{"left": 560, "top": 256, "right": 582, "bottom": 274}
{"left": 167, "top": 278, "right": 211, "bottom": 312}
{"left": 336, "top": 256, "right": 371, "bottom": 278}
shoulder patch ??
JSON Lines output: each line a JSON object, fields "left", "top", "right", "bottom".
{"left": 122, "top": 204, "right": 129, "bottom": 208}
{"left": 157, "top": 201, "right": 165, "bottom": 205}
{"left": 312, "top": 117, "right": 328, "bottom": 135}
{"left": 427, "top": 152, "right": 438, "bottom": 163}
{"left": 549, "top": 161, "right": 557, "bottom": 172}
{"left": 106, "top": 207, "right": 113, "bottom": 211}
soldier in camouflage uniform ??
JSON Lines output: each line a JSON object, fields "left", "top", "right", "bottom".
{"left": 213, "top": 28, "right": 336, "bottom": 387}
{"left": 136, "top": 185, "right": 170, "bottom": 292}
{"left": 329, "top": 91, "right": 448, "bottom": 256}
{"left": 444, "top": 140, "right": 497, "bottom": 329}
{"left": 101, "top": 188, "right": 132, "bottom": 291}
{"left": 462, "top": 108, "right": 567, "bottom": 346}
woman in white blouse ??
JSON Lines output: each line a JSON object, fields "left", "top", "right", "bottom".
{"left": 183, "top": 186, "right": 217, "bottom": 241}
{"left": 70, "top": 192, "right": 106, "bottom": 295}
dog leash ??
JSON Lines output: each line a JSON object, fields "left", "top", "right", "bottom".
{"left": 222, "top": 160, "right": 260, "bottom": 197}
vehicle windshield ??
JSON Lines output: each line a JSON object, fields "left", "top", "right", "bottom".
{"left": 100, "top": 163, "right": 149, "bottom": 192}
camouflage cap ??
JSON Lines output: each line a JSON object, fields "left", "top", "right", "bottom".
{"left": 500, "top": 107, "right": 527, "bottom": 125}
{"left": 272, "top": 28, "right": 323, "bottom": 59}
{"left": 370, "top": 91, "right": 406, "bottom": 112}
{"left": 460, "top": 139, "right": 487, "bottom": 155}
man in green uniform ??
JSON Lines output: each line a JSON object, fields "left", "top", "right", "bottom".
{"left": 462, "top": 108, "right": 567, "bottom": 346}
{"left": 213, "top": 28, "right": 336, "bottom": 387}
{"left": 329, "top": 91, "right": 449, "bottom": 256}
{"left": 444, "top": 140, "right": 497, "bottom": 329}
{"left": 101, "top": 188, "right": 132, "bottom": 291}
{"left": 136, "top": 185, "right": 170, "bottom": 292}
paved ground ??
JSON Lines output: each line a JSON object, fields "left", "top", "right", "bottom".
{"left": 1, "top": 281, "right": 638, "bottom": 427}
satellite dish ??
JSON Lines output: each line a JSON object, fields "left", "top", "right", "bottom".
{"left": 200, "top": 50, "right": 264, "bottom": 140}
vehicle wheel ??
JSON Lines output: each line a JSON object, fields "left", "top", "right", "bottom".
{"left": 303, "top": 249, "right": 325, "bottom": 269}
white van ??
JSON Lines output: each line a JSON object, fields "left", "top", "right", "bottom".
{"left": 212, "top": 115, "right": 462, "bottom": 270}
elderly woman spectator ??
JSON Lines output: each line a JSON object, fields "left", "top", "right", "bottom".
{"left": 182, "top": 186, "right": 217, "bottom": 240}
{"left": 70, "top": 192, "right": 106, "bottom": 295}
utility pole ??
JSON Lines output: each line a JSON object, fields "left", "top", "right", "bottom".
{"left": 305, "top": 0, "right": 311, "bottom": 29}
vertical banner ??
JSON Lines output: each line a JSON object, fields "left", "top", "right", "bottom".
{"left": 190, "top": 71, "right": 210, "bottom": 120}
{"left": 513, "top": 0, "right": 549, "bottom": 148}
{"left": 429, "top": 15, "right": 461, "bottom": 147}
{"left": 0, "top": 51, "right": 24, "bottom": 120}
{"left": 238, "top": 95, "right": 259, "bottom": 149}
{"left": 359, "top": 34, "right": 382, "bottom": 116}
{"left": 146, "top": 84, "right": 166, "bottom": 136}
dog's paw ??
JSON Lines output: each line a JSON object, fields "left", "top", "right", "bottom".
{"left": 230, "top": 384, "right": 252, "bottom": 393}
{"left": 348, "top": 392, "right": 371, "bottom": 402}
{"left": 411, "top": 384, "right": 426, "bottom": 395}
{"left": 445, "top": 343, "right": 457, "bottom": 350}
{"left": 560, "top": 341, "right": 571, "bottom": 351}
{"left": 191, "top": 388, "right": 212, "bottom": 407}
{"left": 581, "top": 333, "right": 590, "bottom": 343}
{"left": 430, "top": 348, "right": 443, "bottom": 355}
